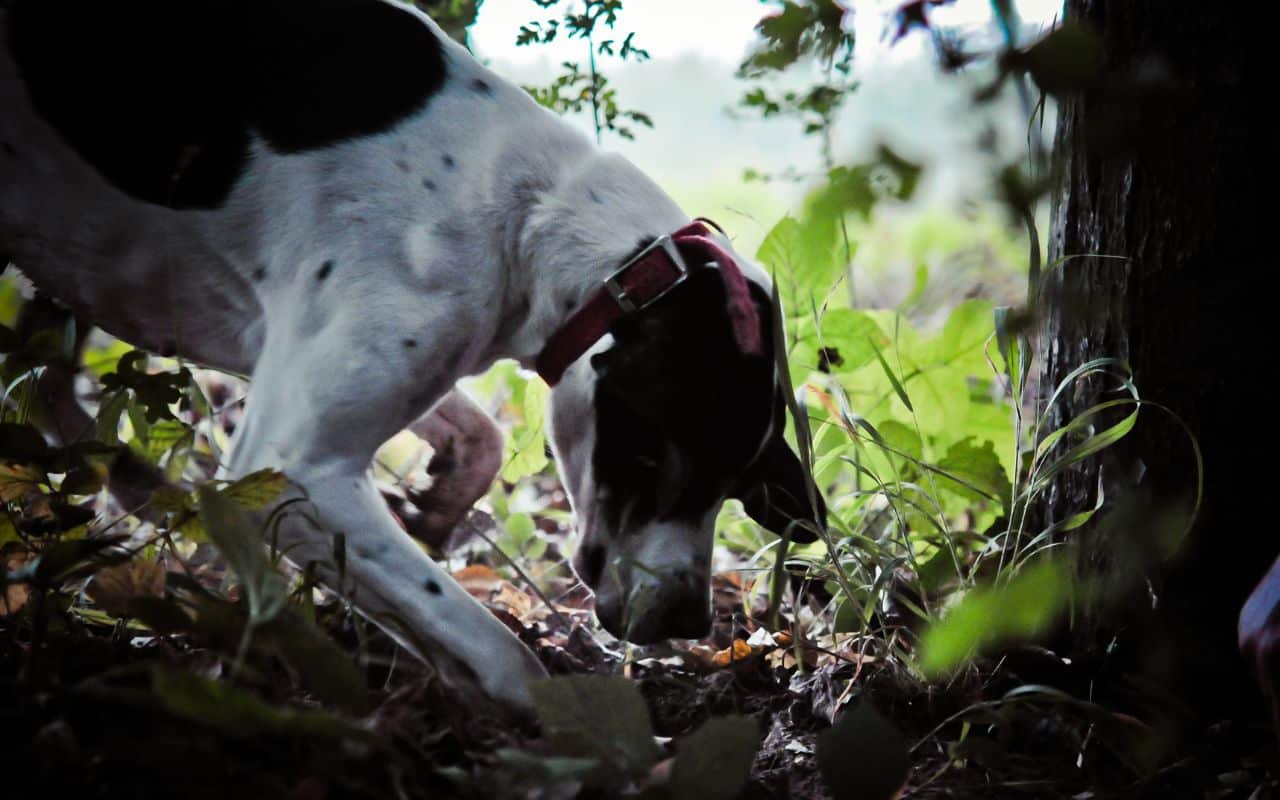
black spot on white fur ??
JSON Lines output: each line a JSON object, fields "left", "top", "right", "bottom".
{"left": 472, "top": 78, "right": 492, "bottom": 94}
{"left": 316, "top": 260, "right": 334, "bottom": 281}
{"left": 441, "top": 154, "right": 456, "bottom": 170}
{"left": 7, "top": 0, "right": 447, "bottom": 209}
{"left": 425, "top": 580, "right": 441, "bottom": 595}
{"left": 423, "top": 178, "right": 437, "bottom": 191}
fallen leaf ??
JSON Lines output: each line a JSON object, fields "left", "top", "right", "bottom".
{"left": 490, "top": 580, "right": 534, "bottom": 620}
{"left": 712, "top": 639, "right": 758, "bottom": 667}
{"left": 87, "top": 559, "right": 166, "bottom": 616}
{"left": 453, "top": 563, "right": 501, "bottom": 598}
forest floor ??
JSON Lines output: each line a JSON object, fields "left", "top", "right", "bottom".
{"left": 2, "top": 365, "right": 1278, "bottom": 799}
{"left": 4, "top": 507, "right": 1278, "bottom": 800}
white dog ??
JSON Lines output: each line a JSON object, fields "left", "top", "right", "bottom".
{"left": 0, "top": 0, "right": 821, "bottom": 706}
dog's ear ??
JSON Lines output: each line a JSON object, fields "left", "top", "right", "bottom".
{"left": 734, "top": 436, "right": 825, "bottom": 544}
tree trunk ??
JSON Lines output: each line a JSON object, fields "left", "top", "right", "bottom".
{"left": 1038, "top": 2, "right": 1260, "bottom": 725}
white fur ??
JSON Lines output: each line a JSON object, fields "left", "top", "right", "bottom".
{"left": 0, "top": 3, "right": 767, "bottom": 705}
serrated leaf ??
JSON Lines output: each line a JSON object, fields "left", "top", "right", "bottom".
{"left": 502, "top": 376, "right": 549, "bottom": 482}
{"left": 670, "top": 716, "right": 761, "bottom": 800}
{"left": 935, "top": 438, "right": 1012, "bottom": 506}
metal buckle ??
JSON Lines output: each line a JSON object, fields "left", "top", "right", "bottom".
{"left": 602, "top": 234, "right": 688, "bottom": 313}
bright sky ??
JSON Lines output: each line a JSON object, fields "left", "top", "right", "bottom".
{"left": 467, "top": 0, "right": 1067, "bottom": 247}
{"left": 470, "top": 0, "right": 1065, "bottom": 67}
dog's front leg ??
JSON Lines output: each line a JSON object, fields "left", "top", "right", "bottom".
{"left": 224, "top": 331, "right": 547, "bottom": 708}
{"left": 272, "top": 468, "right": 547, "bottom": 707}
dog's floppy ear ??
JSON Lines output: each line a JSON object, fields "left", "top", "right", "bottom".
{"left": 734, "top": 437, "right": 825, "bottom": 544}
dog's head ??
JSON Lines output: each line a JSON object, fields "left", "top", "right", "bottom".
{"left": 547, "top": 238, "right": 825, "bottom": 644}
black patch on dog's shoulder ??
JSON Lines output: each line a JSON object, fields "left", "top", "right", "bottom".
{"left": 316, "top": 260, "right": 335, "bottom": 281}
{"left": 7, "top": 0, "right": 447, "bottom": 209}
{"left": 402, "top": 338, "right": 417, "bottom": 348}
{"left": 425, "top": 579, "right": 442, "bottom": 595}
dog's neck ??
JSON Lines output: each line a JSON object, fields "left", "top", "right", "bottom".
{"left": 488, "top": 150, "right": 690, "bottom": 369}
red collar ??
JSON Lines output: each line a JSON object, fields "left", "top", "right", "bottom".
{"left": 535, "top": 219, "right": 763, "bottom": 385}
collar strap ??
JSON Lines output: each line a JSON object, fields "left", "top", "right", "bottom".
{"left": 536, "top": 219, "right": 762, "bottom": 385}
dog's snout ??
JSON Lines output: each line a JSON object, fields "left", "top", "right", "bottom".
{"left": 597, "top": 570, "right": 711, "bottom": 645}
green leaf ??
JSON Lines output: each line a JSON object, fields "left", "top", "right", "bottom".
{"left": 817, "top": 703, "right": 910, "bottom": 800}
{"left": 869, "top": 339, "right": 913, "bottom": 412}
{"left": 96, "top": 389, "right": 130, "bottom": 444}
{"left": 221, "top": 469, "right": 289, "bottom": 511}
{"left": 198, "top": 484, "right": 287, "bottom": 628}
{"left": 261, "top": 610, "right": 370, "bottom": 715}
{"left": 145, "top": 420, "right": 189, "bottom": 464}
{"left": 670, "top": 716, "right": 761, "bottom": 800}
{"left": 918, "top": 558, "right": 1072, "bottom": 677}
{"left": 816, "top": 309, "right": 885, "bottom": 373}
{"left": 151, "top": 667, "right": 379, "bottom": 742}
{"left": 920, "top": 299, "right": 994, "bottom": 368}
{"left": 935, "top": 438, "right": 1012, "bottom": 507}
{"left": 531, "top": 676, "right": 662, "bottom": 785}
{"left": 502, "top": 375, "right": 550, "bottom": 482}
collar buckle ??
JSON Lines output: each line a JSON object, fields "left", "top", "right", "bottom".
{"left": 601, "top": 234, "right": 688, "bottom": 313}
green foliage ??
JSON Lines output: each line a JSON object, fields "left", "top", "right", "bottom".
{"left": 917, "top": 557, "right": 1071, "bottom": 677}
{"left": 737, "top": 0, "right": 855, "bottom": 175}
{"left": 413, "top": 0, "right": 483, "bottom": 45}
{"left": 517, "top": 0, "right": 652, "bottom": 142}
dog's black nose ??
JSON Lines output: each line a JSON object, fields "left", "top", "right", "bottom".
{"left": 597, "top": 571, "right": 711, "bottom": 645}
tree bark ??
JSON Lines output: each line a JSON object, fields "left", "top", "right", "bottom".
{"left": 1039, "top": 1, "right": 1260, "bottom": 724}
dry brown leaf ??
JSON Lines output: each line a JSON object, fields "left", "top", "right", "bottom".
{"left": 87, "top": 559, "right": 166, "bottom": 616}
{"left": 490, "top": 581, "right": 534, "bottom": 620}
{"left": 452, "top": 563, "right": 501, "bottom": 599}
{"left": 1, "top": 548, "right": 30, "bottom": 618}
{"left": 711, "top": 639, "right": 758, "bottom": 667}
